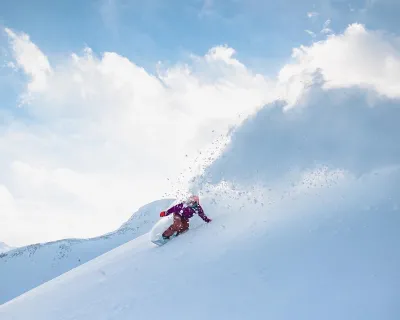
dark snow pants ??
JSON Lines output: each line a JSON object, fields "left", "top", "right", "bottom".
{"left": 162, "top": 213, "right": 189, "bottom": 238}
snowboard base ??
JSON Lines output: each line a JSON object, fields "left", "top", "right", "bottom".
{"left": 151, "top": 234, "right": 177, "bottom": 247}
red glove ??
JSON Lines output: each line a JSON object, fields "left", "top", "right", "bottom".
{"left": 160, "top": 211, "right": 166, "bottom": 217}
{"left": 205, "top": 218, "right": 212, "bottom": 223}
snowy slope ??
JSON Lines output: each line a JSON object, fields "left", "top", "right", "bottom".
{"left": 0, "top": 198, "right": 174, "bottom": 305}
{"left": 0, "top": 242, "right": 14, "bottom": 254}
{"left": 1, "top": 88, "right": 400, "bottom": 318}
{"left": 0, "top": 167, "right": 399, "bottom": 319}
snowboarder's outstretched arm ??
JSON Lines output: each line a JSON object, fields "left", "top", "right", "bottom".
{"left": 164, "top": 203, "right": 184, "bottom": 216}
{"left": 196, "top": 205, "right": 212, "bottom": 223}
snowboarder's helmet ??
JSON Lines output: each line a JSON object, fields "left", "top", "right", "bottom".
{"left": 186, "top": 195, "right": 199, "bottom": 205}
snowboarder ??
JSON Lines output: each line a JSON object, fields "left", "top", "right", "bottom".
{"left": 159, "top": 195, "right": 211, "bottom": 240}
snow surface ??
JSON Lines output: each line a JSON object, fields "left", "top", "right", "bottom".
{"left": 0, "top": 167, "right": 399, "bottom": 319}
{"left": 0, "top": 242, "right": 13, "bottom": 254}
{"left": 0, "top": 199, "right": 174, "bottom": 305}
{"left": 1, "top": 91, "right": 400, "bottom": 319}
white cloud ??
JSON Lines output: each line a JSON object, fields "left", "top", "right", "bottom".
{"left": 278, "top": 23, "right": 400, "bottom": 104}
{"left": 1, "top": 28, "right": 275, "bottom": 246}
{"left": 4, "top": 28, "right": 52, "bottom": 103}
{"left": 2, "top": 23, "right": 400, "bottom": 246}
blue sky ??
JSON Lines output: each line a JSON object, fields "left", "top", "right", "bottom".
{"left": 2, "top": 0, "right": 398, "bottom": 71}
{"left": 0, "top": 0, "right": 400, "bottom": 246}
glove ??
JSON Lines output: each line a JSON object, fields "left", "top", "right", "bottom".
{"left": 160, "top": 211, "right": 166, "bottom": 217}
{"left": 205, "top": 218, "right": 212, "bottom": 223}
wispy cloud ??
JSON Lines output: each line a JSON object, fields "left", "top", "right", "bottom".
{"left": 99, "top": 0, "right": 119, "bottom": 34}
{"left": 198, "top": 0, "right": 214, "bottom": 18}
{"left": 307, "top": 11, "right": 319, "bottom": 18}
{"left": 305, "top": 29, "right": 316, "bottom": 38}
{"left": 321, "top": 19, "right": 333, "bottom": 34}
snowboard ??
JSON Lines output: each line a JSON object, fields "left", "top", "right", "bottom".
{"left": 149, "top": 215, "right": 191, "bottom": 246}
{"left": 149, "top": 214, "right": 175, "bottom": 246}
{"left": 151, "top": 234, "right": 177, "bottom": 246}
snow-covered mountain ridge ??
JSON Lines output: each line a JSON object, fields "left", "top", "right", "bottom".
{"left": 0, "top": 198, "right": 174, "bottom": 305}
{"left": 0, "top": 242, "right": 13, "bottom": 254}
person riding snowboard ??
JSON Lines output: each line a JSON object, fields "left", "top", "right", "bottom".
{"left": 160, "top": 195, "right": 211, "bottom": 240}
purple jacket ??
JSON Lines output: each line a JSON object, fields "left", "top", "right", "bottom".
{"left": 165, "top": 202, "right": 211, "bottom": 222}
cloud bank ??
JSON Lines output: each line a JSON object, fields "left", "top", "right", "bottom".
{"left": 193, "top": 23, "right": 400, "bottom": 196}
{"left": 1, "top": 29, "right": 274, "bottom": 246}
{"left": 1, "top": 23, "right": 399, "bottom": 246}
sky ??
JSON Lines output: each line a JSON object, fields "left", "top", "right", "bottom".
{"left": 0, "top": 0, "right": 399, "bottom": 247}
